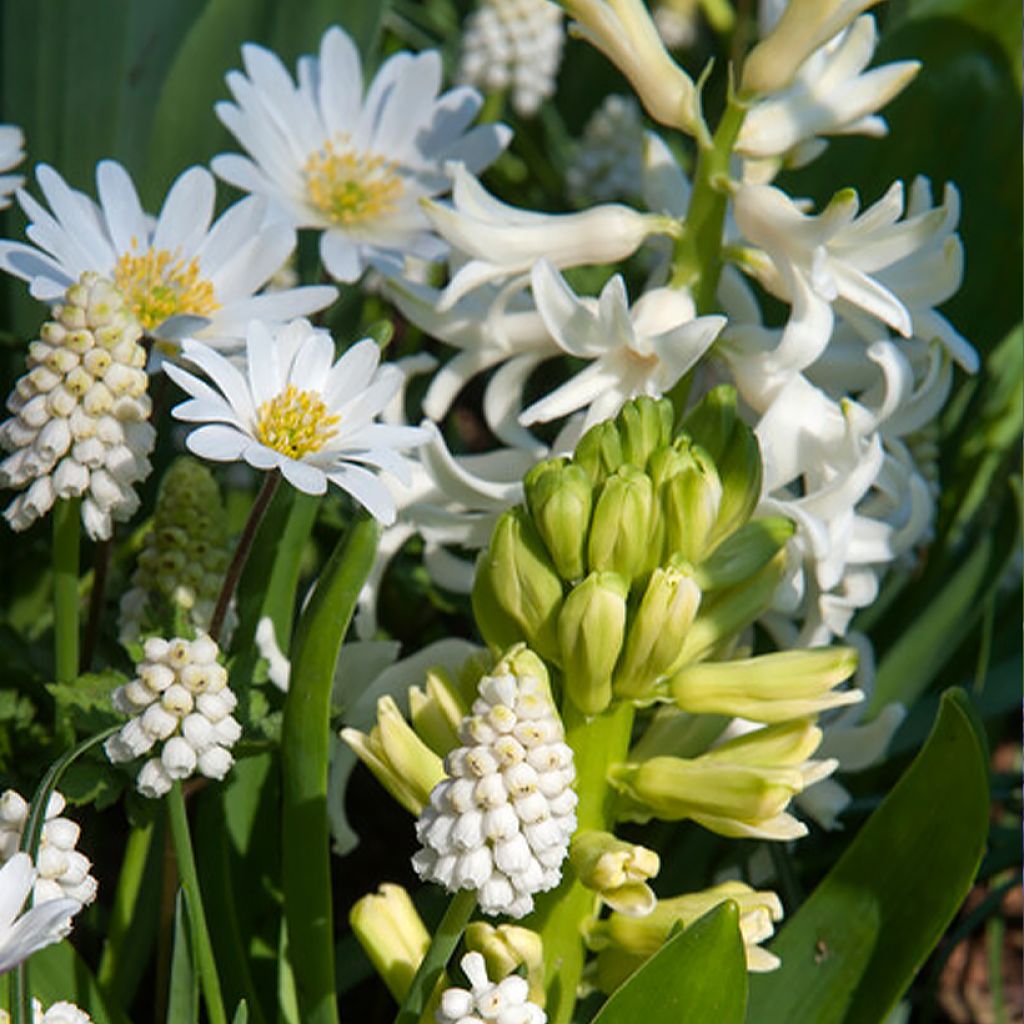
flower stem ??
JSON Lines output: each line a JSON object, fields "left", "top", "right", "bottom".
{"left": 393, "top": 889, "right": 477, "bottom": 1024}
{"left": 209, "top": 470, "right": 280, "bottom": 643}
{"left": 52, "top": 497, "right": 81, "bottom": 686}
{"left": 166, "top": 782, "right": 228, "bottom": 1024}
{"left": 280, "top": 512, "right": 380, "bottom": 1024}
{"left": 81, "top": 537, "right": 112, "bottom": 672}
{"left": 529, "top": 699, "right": 636, "bottom": 1024}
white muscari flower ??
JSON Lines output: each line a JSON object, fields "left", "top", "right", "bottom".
{"left": 0, "top": 163, "right": 335, "bottom": 352}
{"left": 652, "top": 0, "right": 700, "bottom": 49}
{"left": 437, "top": 951, "right": 546, "bottom": 1024}
{"left": 459, "top": 0, "right": 565, "bottom": 117}
{"left": 0, "top": 272, "right": 154, "bottom": 540}
{"left": 0, "top": 124, "right": 25, "bottom": 209}
{"left": 105, "top": 634, "right": 241, "bottom": 798}
{"left": 412, "top": 657, "right": 577, "bottom": 918}
{"left": 165, "top": 319, "right": 429, "bottom": 523}
{"left": 0, "top": 791, "right": 97, "bottom": 907}
{"left": 24, "top": 1000, "right": 93, "bottom": 1024}
{"left": 737, "top": 16, "right": 919, "bottom": 179}
{"left": 424, "top": 162, "right": 676, "bottom": 311}
{"left": 212, "top": 25, "right": 510, "bottom": 283}
{"left": 525, "top": 260, "right": 726, "bottom": 433}
{"left": 0, "top": 852, "right": 81, "bottom": 975}
{"left": 567, "top": 95, "right": 646, "bottom": 205}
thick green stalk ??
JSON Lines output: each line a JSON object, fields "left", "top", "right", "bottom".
{"left": 281, "top": 513, "right": 380, "bottom": 1024}
{"left": 166, "top": 783, "right": 227, "bottom": 1024}
{"left": 530, "top": 700, "right": 635, "bottom": 1024}
{"left": 394, "top": 889, "right": 476, "bottom": 1024}
{"left": 52, "top": 497, "right": 81, "bottom": 685}
{"left": 669, "top": 94, "right": 748, "bottom": 313}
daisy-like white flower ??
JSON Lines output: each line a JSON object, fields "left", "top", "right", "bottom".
{"left": 211, "top": 25, "right": 511, "bottom": 283}
{"left": 0, "top": 852, "right": 81, "bottom": 976}
{"left": 0, "top": 124, "right": 25, "bottom": 209}
{"left": 525, "top": 260, "right": 726, "bottom": 433}
{"left": 0, "top": 162, "right": 336, "bottom": 351}
{"left": 166, "top": 319, "right": 429, "bottom": 523}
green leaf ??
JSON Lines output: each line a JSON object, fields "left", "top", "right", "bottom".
{"left": 231, "top": 1002, "right": 250, "bottom": 1024}
{"left": 46, "top": 670, "right": 126, "bottom": 734}
{"left": 747, "top": 689, "right": 989, "bottom": 1024}
{"left": 166, "top": 890, "right": 200, "bottom": 1024}
{"left": 591, "top": 903, "right": 748, "bottom": 1024}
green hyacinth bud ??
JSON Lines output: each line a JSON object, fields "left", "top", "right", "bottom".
{"left": 661, "top": 439, "right": 723, "bottom": 563}
{"left": 617, "top": 397, "right": 674, "bottom": 470}
{"left": 693, "top": 517, "right": 794, "bottom": 591}
{"left": 574, "top": 419, "right": 625, "bottom": 486}
{"left": 472, "top": 509, "right": 564, "bottom": 662}
{"left": 570, "top": 830, "right": 660, "bottom": 916}
{"left": 588, "top": 465, "right": 655, "bottom": 582}
{"left": 408, "top": 667, "right": 468, "bottom": 756}
{"left": 613, "top": 561, "right": 702, "bottom": 699}
{"left": 350, "top": 884, "right": 430, "bottom": 1002}
{"left": 558, "top": 572, "right": 629, "bottom": 715}
{"left": 525, "top": 458, "right": 594, "bottom": 581}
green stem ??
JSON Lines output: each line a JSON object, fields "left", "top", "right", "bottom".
{"left": 281, "top": 513, "right": 381, "bottom": 1024}
{"left": 166, "top": 783, "right": 228, "bottom": 1024}
{"left": 530, "top": 700, "right": 636, "bottom": 1024}
{"left": 52, "top": 497, "right": 81, "bottom": 686}
{"left": 394, "top": 890, "right": 477, "bottom": 1024}
{"left": 669, "top": 93, "right": 748, "bottom": 313}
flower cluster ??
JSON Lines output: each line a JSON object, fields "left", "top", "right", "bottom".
{"left": 567, "top": 95, "right": 646, "bottom": 205}
{"left": 105, "top": 635, "right": 241, "bottom": 798}
{"left": 0, "top": 791, "right": 97, "bottom": 906}
{"left": 436, "top": 951, "right": 546, "bottom": 1024}
{"left": 458, "top": 0, "right": 565, "bottom": 117}
{"left": 412, "top": 648, "right": 577, "bottom": 918}
{"left": 118, "top": 458, "right": 234, "bottom": 643}
{"left": 0, "top": 273, "right": 154, "bottom": 539}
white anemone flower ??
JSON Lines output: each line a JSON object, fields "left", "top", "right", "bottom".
{"left": 0, "top": 163, "right": 336, "bottom": 352}
{"left": 424, "top": 162, "right": 677, "bottom": 311}
{"left": 165, "top": 319, "right": 429, "bottom": 523}
{"left": 737, "top": 16, "right": 919, "bottom": 178}
{"left": 211, "top": 26, "right": 511, "bottom": 283}
{"left": 525, "top": 260, "right": 726, "bottom": 433}
{"left": 0, "top": 124, "right": 25, "bottom": 209}
{"left": 0, "top": 852, "right": 81, "bottom": 975}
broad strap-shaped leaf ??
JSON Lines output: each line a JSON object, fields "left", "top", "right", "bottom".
{"left": 591, "top": 902, "right": 748, "bottom": 1024}
{"left": 748, "top": 688, "right": 989, "bottom": 1024}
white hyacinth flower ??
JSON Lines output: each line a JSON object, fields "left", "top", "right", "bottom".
{"left": 105, "top": 634, "right": 242, "bottom": 798}
{"left": 437, "top": 951, "right": 546, "bottom": 1024}
{"left": 413, "top": 656, "right": 577, "bottom": 918}
{"left": 0, "top": 163, "right": 335, "bottom": 353}
{"left": 24, "top": 1000, "right": 94, "bottom": 1024}
{"left": 0, "top": 273, "right": 155, "bottom": 540}
{"left": 459, "top": 0, "right": 565, "bottom": 117}
{"left": 424, "top": 162, "right": 676, "bottom": 311}
{"left": 525, "top": 260, "right": 726, "bottom": 433}
{"left": 0, "top": 852, "right": 81, "bottom": 975}
{"left": 211, "top": 25, "right": 510, "bottom": 283}
{"left": 166, "top": 319, "right": 428, "bottom": 523}
{"left": 567, "top": 95, "right": 646, "bottom": 205}
{"left": 737, "top": 16, "right": 919, "bottom": 179}
{"left": 0, "top": 791, "right": 97, "bottom": 907}
{"left": 0, "top": 124, "right": 25, "bottom": 209}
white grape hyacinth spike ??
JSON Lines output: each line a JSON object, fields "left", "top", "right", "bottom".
{"left": 412, "top": 665, "right": 577, "bottom": 918}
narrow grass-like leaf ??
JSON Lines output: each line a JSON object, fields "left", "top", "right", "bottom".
{"left": 166, "top": 890, "right": 199, "bottom": 1024}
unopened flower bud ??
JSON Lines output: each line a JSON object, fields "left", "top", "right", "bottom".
{"left": 616, "top": 397, "right": 674, "bottom": 470}
{"left": 613, "top": 562, "right": 701, "bottom": 699}
{"left": 409, "top": 668, "right": 467, "bottom": 756}
{"left": 524, "top": 459, "right": 594, "bottom": 581}
{"left": 350, "top": 883, "right": 430, "bottom": 1002}
{"left": 588, "top": 465, "right": 654, "bottom": 582}
{"left": 693, "top": 517, "right": 794, "bottom": 591}
{"left": 574, "top": 419, "right": 624, "bottom": 486}
{"left": 570, "top": 830, "right": 659, "bottom": 916}
{"left": 557, "top": 572, "right": 628, "bottom": 715}
{"left": 464, "top": 922, "right": 546, "bottom": 1005}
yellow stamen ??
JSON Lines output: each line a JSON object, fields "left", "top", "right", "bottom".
{"left": 113, "top": 243, "right": 220, "bottom": 332}
{"left": 304, "top": 136, "right": 404, "bottom": 227}
{"left": 256, "top": 384, "right": 340, "bottom": 460}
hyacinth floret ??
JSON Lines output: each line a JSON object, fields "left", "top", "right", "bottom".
{"left": 118, "top": 458, "right": 234, "bottom": 643}
{"left": 413, "top": 648, "right": 577, "bottom": 918}
{"left": 436, "top": 951, "right": 546, "bottom": 1024}
{"left": 105, "top": 634, "right": 241, "bottom": 798}
{"left": 0, "top": 272, "right": 154, "bottom": 540}
{"left": 0, "top": 790, "right": 98, "bottom": 906}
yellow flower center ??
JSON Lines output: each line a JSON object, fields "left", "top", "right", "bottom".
{"left": 303, "top": 136, "right": 404, "bottom": 227}
{"left": 113, "top": 242, "right": 220, "bottom": 332}
{"left": 256, "top": 384, "right": 340, "bottom": 460}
